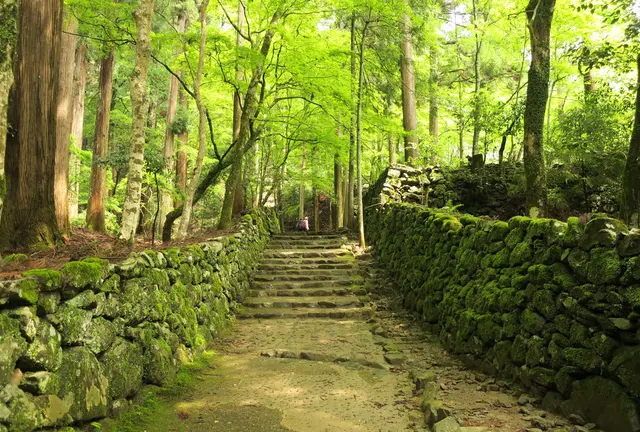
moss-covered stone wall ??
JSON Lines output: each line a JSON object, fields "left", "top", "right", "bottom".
{"left": 0, "top": 209, "right": 279, "bottom": 432}
{"left": 366, "top": 184, "right": 640, "bottom": 431}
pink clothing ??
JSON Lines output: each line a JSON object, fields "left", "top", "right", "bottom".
{"left": 301, "top": 219, "right": 309, "bottom": 231}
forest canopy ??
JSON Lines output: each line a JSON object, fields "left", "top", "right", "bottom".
{"left": 0, "top": 0, "right": 639, "bottom": 252}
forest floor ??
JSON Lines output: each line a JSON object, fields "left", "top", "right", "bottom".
{"left": 0, "top": 227, "right": 234, "bottom": 280}
{"left": 98, "top": 236, "right": 574, "bottom": 432}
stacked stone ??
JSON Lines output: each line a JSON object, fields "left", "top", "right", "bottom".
{"left": 0, "top": 209, "right": 279, "bottom": 432}
{"left": 366, "top": 200, "right": 640, "bottom": 432}
{"left": 373, "top": 165, "right": 451, "bottom": 207}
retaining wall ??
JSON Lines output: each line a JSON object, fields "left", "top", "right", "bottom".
{"left": 0, "top": 209, "right": 279, "bottom": 432}
{"left": 366, "top": 171, "right": 640, "bottom": 432}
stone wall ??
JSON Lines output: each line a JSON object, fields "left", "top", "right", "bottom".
{"left": 365, "top": 189, "right": 640, "bottom": 431}
{"left": 0, "top": 209, "right": 279, "bottom": 432}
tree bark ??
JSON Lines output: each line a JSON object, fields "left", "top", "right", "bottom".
{"left": 471, "top": 0, "right": 482, "bottom": 158}
{"left": 218, "top": 9, "right": 282, "bottom": 230}
{"left": 621, "top": 54, "right": 640, "bottom": 226}
{"left": 69, "top": 43, "right": 87, "bottom": 219}
{"left": 523, "top": 0, "right": 555, "bottom": 217}
{"left": 401, "top": 0, "right": 418, "bottom": 166}
{"left": 314, "top": 188, "right": 320, "bottom": 233}
{"left": 347, "top": 12, "right": 356, "bottom": 230}
{"left": 231, "top": 0, "right": 246, "bottom": 216}
{"left": 0, "top": 0, "right": 17, "bottom": 222}
{"left": 176, "top": 0, "right": 210, "bottom": 240}
{"left": 119, "top": 0, "right": 154, "bottom": 243}
{"left": 159, "top": 10, "right": 187, "bottom": 234}
{"left": 86, "top": 51, "right": 115, "bottom": 232}
{"left": 334, "top": 153, "right": 343, "bottom": 228}
{"left": 299, "top": 143, "right": 306, "bottom": 220}
{"left": 0, "top": 0, "right": 63, "bottom": 250}
{"left": 356, "top": 17, "right": 370, "bottom": 248}
{"left": 176, "top": 90, "right": 188, "bottom": 207}
{"left": 429, "top": 48, "right": 439, "bottom": 151}
{"left": 54, "top": 14, "right": 78, "bottom": 236}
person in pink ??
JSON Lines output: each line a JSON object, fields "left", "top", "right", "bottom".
{"left": 300, "top": 216, "right": 309, "bottom": 232}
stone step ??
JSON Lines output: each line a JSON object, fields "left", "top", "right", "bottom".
{"left": 252, "top": 280, "right": 357, "bottom": 290}
{"left": 266, "top": 243, "right": 343, "bottom": 250}
{"left": 253, "top": 272, "right": 354, "bottom": 282}
{"left": 243, "top": 296, "right": 364, "bottom": 309}
{"left": 262, "top": 249, "right": 352, "bottom": 259}
{"left": 258, "top": 263, "right": 356, "bottom": 272}
{"left": 249, "top": 287, "right": 353, "bottom": 297}
{"left": 260, "top": 257, "right": 354, "bottom": 266}
{"left": 272, "top": 234, "right": 344, "bottom": 240}
{"left": 236, "top": 306, "right": 372, "bottom": 320}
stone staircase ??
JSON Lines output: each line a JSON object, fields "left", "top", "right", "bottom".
{"left": 237, "top": 233, "right": 371, "bottom": 320}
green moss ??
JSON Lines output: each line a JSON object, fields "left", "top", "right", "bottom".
{"left": 563, "top": 347, "right": 604, "bottom": 373}
{"left": 510, "top": 242, "right": 533, "bottom": 266}
{"left": 61, "top": 261, "right": 103, "bottom": 293}
{"left": 586, "top": 248, "right": 622, "bottom": 285}
{"left": 522, "top": 309, "right": 546, "bottom": 334}
{"left": 508, "top": 216, "right": 532, "bottom": 230}
{"left": 3, "top": 253, "right": 28, "bottom": 264}
{"left": 459, "top": 215, "right": 479, "bottom": 226}
{"left": 505, "top": 228, "right": 525, "bottom": 249}
{"left": 22, "top": 269, "right": 61, "bottom": 292}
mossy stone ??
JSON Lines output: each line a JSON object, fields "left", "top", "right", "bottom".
{"left": 563, "top": 347, "right": 604, "bottom": 373}
{"left": 508, "top": 216, "right": 532, "bottom": 231}
{"left": 510, "top": 242, "right": 532, "bottom": 266}
{"left": 61, "top": 260, "right": 103, "bottom": 298}
{"left": 528, "top": 366, "right": 556, "bottom": 388}
{"left": 57, "top": 346, "right": 109, "bottom": 422}
{"left": 142, "top": 338, "right": 175, "bottom": 386}
{"left": 511, "top": 335, "right": 528, "bottom": 365}
{"left": 0, "top": 315, "right": 27, "bottom": 383}
{"left": 608, "top": 345, "right": 640, "bottom": 398}
{"left": 567, "top": 248, "right": 589, "bottom": 280}
{"left": 0, "top": 278, "right": 39, "bottom": 307}
{"left": 532, "top": 290, "right": 558, "bottom": 320}
{"left": 522, "top": 309, "right": 546, "bottom": 334}
{"left": 2, "top": 253, "right": 28, "bottom": 264}
{"left": 19, "top": 371, "right": 61, "bottom": 395}
{"left": 585, "top": 248, "right": 622, "bottom": 285}
{"left": 563, "top": 376, "right": 640, "bottom": 432}
{"left": 18, "top": 321, "right": 62, "bottom": 372}
{"left": 101, "top": 338, "right": 144, "bottom": 400}
{"left": 526, "top": 336, "right": 548, "bottom": 367}
{"left": 22, "top": 269, "right": 62, "bottom": 292}
{"left": 50, "top": 304, "right": 92, "bottom": 346}
{"left": 84, "top": 317, "right": 116, "bottom": 354}
{"left": 0, "top": 384, "right": 45, "bottom": 431}
{"left": 65, "top": 290, "right": 97, "bottom": 309}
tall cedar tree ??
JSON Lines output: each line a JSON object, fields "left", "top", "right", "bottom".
{"left": 621, "top": 54, "right": 640, "bottom": 226}
{"left": 70, "top": 43, "right": 88, "bottom": 219}
{"left": 401, "top": 0, "right": 418, "bottom": 165}
{"left": 0, "top": 0, "right": 63, "bottom": 250}
{"left": 86, "top": 50, "right": 115, "bottom": 232}
{"left": 523, "top": 0, "right": 555, "bottom": 216}
{"left": 54, "top": 14, "right": 78, "bottom": 235}
{"left": 119, "top": 0, "right": 155, "bottom": 242}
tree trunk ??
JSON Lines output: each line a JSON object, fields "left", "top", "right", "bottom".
{"left": 523, "top": 0, "right": 555, "bottom": 217}
{"left": 231, "top": 0, "right": 246, "bottom": 216}
{"left": 401, "top": 0, "right": 418, "bottom": 166}
{"left": 471, "top": 0, "right": 482, "bottom": 158}
{"left": 54, "top": 14, "right": 78, "bottom": 236}
{"left": 347, "top": 12, "right": 356, "bottom": 230}
{"left": 176, "top": 90, "right": 188, "bottom": 208}
{"left": 159, "top": 10, "right": 187, "bottom": 234}
{"left": 0, "top": 0, "right": 17, "bottom": 222}
{"left": 69, "top": 43, "right": 87, "bottom": 219}
{"left": 356, "top": 18, "right": 370, "bottom": 248}
{"left": 429, "top": 48, "right": 439, "bottom": 151}
{"left": 621, "top": 54, "right": 640, "bottom": 226}
{"left": 342, "top": 166, "right": 349, "bottom": 228}
{"left": 218, "top": 8, "right": 282, "bottom": 230}
{"left": 86, "top": 51, "right": 115, "bottom": 232}
{"left": 334, "top": 153, "right": 343, "bottom": 228}
{"left": 119, "top": 0, "right": 154, "bottom": 243}
{"left": 0, "top": 0, "right": 63, "bottom": 250}
{"left": 313, "top": 188, "right": 319, "bottom": 233}
{"left": 176, "top": 0, "right": 209, "bottom": 240}
{"left": 299, "top": 143, "right": 306, "bottom": 220}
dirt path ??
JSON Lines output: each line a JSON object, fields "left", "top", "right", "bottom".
{"left": 105, "top": 234, "right": 579, "bottom": 432}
